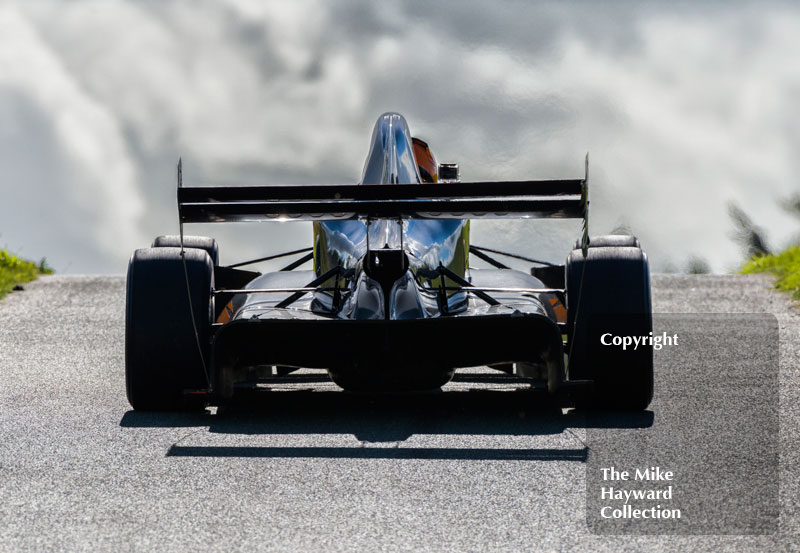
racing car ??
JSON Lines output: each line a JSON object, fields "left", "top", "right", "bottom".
{"left": 125, "top": 112, "right": 653, "bottom": 411}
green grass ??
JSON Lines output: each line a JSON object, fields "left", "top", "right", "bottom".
{"left": 0, "top": 250, "right": 53, "bottom": 299}
{"left": 741, "top": 245, "right": 800, "bottom": 301}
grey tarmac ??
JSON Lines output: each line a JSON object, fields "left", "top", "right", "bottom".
{"left": 0, "top": 274, "right": 797, "bottom": 552}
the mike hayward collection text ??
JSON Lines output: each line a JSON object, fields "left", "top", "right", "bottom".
{"left": 598, "top": 466, "right": 682, "bottom": 520}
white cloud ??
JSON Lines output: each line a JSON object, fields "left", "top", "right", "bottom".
{"left": 1, "top": 1, "right": 798, "bottom": 273}
{"left": 0, "top": 5, "right": 145, "bottom": 271}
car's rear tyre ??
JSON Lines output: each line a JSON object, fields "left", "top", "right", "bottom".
{"left": 574, "top": 235, "right": 640, "bottom": 249}
{"left": 126, "top": 247, "right": 214, "bottom": 410}
{"left": 566, "top": 236, "right": 653, "bottom": 410}
{"left": 152, "top": 235, "right": 219, "bottom": 266}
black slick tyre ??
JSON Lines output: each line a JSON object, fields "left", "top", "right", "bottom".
{"left": 152, "top": 235, "right": 219, "bottom": 266}
{"left": 566, "top": 237, "right": 653, "bottom": 410}
{"left": 574, "top": 235, "right": 640, "bottom": 250}
{"left": 125, "top": 247, "right": 214, "bottom": 410}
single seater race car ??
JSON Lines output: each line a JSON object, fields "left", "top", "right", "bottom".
{"left": 125, "top": 112, "right": 653, "bottom": 411}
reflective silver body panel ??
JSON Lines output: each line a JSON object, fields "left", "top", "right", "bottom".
{"left": 309, "top": 113, "right": 469, "bottom": 319}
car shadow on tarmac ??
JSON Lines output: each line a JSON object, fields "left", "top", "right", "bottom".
{"left": 120, "top": 373, "right": 653, "bottom": 462}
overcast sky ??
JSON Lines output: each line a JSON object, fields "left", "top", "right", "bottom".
{"left": 1, "top": 1, "right": 798, "bottom": 274}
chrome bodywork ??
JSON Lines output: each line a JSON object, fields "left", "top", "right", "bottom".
{"left": 309, "top": 113, "right": 470, "bottom": 319}
{"left": 237, "top": 112, "right": 549, "bottom": 323}
{"left": 360, "top": 112, "right": 422, "bottom": 186}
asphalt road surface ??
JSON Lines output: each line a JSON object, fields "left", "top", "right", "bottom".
{"left": 0, "top": 274, "right": 798, "bottom": 552}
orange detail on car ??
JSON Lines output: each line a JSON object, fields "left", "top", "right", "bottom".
{"left": 549, "top": 297, "right": 567, "bottom": 323}
{"left": 216, "top": 300, "right": 234, "bottom": 324}
{"left": 412, "top": 137, "right": 438, "bottom": 183}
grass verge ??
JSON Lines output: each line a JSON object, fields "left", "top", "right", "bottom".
{"left": 0, "top": 250, "right": 53, "bottom": 299}
{"left": 741, "top": 245, "right": 800, "bottom": 301}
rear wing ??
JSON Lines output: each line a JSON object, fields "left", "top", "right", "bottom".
{"left": 177, "top": 155, "right": 590, "bottom": 249}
